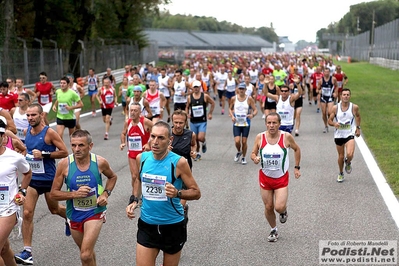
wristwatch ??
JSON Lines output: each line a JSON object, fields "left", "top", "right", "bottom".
{"left": 294, "top": 166, "right": 301, "bottom": 170}
{"left": 356, "top": 126, "right": 361, "bottom": 129}
{"left": 176, "top": 190, "right": 182, "bottom": 198}
{"left": 105, "top": 190, "right": 112, "bottom": 197}
{"left": 19, "top": 188, "right": 27, "bottom": 196}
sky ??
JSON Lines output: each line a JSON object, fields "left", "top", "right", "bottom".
{"left": 159, "top": 0, "right": 374, "bottom": 43}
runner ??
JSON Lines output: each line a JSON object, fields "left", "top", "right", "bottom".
{"left": 50, "top": 129, "right": 117, "bottom": 266}
{"left": 250, "top": 112, "right": 301, "bottom": 242}
{"left": 229, "top": 83, "right": 258, "bottom": 165}
{"left": 185, "top": 80, "right": 215, "bottom": 160}
{"left": 52, "top": 77, "right": 83, "bottom": 140}
{"left": 120, "top": 102, "right": 153, "bottom": 195}
{"left": 15, "top": 103, "right": 69, "bottom": 265}
{"left": 96, "top": 78, "right": 117, "bottom": 140}
{"left": 328, "top": 88, "right": 361, "bottom": 182}
{"left": 126, "top": 121, "right": 201, "bottom": 266}
{"left": 0, "top": 118, "right": 32, "bottom": 266}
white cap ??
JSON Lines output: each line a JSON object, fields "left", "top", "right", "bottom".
{"left": 192, "top": 80, "right": 201, "bottom": 88}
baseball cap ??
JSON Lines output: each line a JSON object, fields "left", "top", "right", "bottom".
{"left": 133, "top": 86, "right": 142, "bottom": 92}
{"left": 192, "top": 80, "right": 201, "bottom": 88}
{"left": 238, "top": 83, "right": 246, "bottom": 89}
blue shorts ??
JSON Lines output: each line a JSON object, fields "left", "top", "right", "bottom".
{"left": 190, "top": 121, "right": 207, "bottom": 135}
{"left": 279, "top": 125, "right": 293, "bottom": 133}
{"left": 88, "top": 90, "right": 98, "bottom": 97}
{"left": 225, "top": 91, "right": 236, "bottom": 99}
{"left": 233, "top": 126, "right": 250, "bottom": 138}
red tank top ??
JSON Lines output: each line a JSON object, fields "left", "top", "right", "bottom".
{"left": 35, "top": 82, "right": 53, "bottom": 105}
{"left": 100, "top": 87, "right": 115, "bottom": 109}
{"left": 126, "top": 116, "right": 150, "bottom": 159}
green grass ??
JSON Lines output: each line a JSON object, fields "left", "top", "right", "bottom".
{"left": 338, "top": 61, "right": 399, "bottom": 195}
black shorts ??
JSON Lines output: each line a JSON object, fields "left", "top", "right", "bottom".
{"left": 101, "top": 108, "right": 113, "bottom": 116}
{"left": 149, "top": 114, "right": 160, "bottom": 120}
{"left": 320, "top": 95, "right": 334, "bottom": 103}
{"left": 29, "top": 180, "right": 53, "bottom": 195}
{"left": 264, "top": 101, "right": 277, "bottom": 110}
{"left": 217, "top": 89, "right": 226, "bottom": 99}
{"left": 312, "top": 88, "right": 318, "bottom": 97}
{"left": 122, "top": 101, "right": 127, "bottom": 107}
{"left": 56, "top": 118, "right": 76, "bottom": 128}
{"left": 294, "top": 97, "right": 303, "bottom": 109}
{"left": 137, "top": 218, "right": 187, "bottom": 254}
{"left": 334, "top": 135, "right": 354, "bottom": 146}
{"left": 174, "top": 103, "right": 186, "bottom": 111}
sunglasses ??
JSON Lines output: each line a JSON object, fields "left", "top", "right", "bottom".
{"left": 281, "top": 90, "right": 289, "bottom": 92}
{"left": 18, "top": 99, "right": 25, "bottom": 101}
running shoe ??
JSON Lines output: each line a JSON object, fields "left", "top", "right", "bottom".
{"left": 104, "top": 133, "right": 109, "bottom": 140}
{"left": 234, "top": 152, "right": 241, "bottom": 162}
{"left": 295, "top": 129, "right": 299, "bottom": 136}
{"left": 221, "top": 109, "right": 224, "bottom": 115}
{"left": 92, "top": 111, "right": 96, "bottom": 117}
{"left": 15, "top": 250, "right": 33, "bottom": 265}
{"left": 309, "top": 101, "right": 312, "bottom": 105}
{"left": 202, "top": 142, "right": 207, "bottom": 153}
{"left": 65, "top": 221, "right": 71, "bottom": 236}
{"left": 213, "top": 96, "right": 216, "bottom": 101}
{"left": 167, "top": 117, "right": 171, "bottom": 123}
{"left": 345, "top": 158, "right": 352, "bottom": 174}
{"left": 337, "top": 173, "right": 345, "bottom": 183}
{"left": 262, "top": 114, "right": 265, "bottom": 119}
{"left": 317, "top": 108, "right": 320, "bottom": 113}
{"left": 194, "top": 153, "right": 201, "bottom": 161}
{"left": 323, "top": 127, "right": 328, "bottom": 133}
{"left": 267, "top": 229, "right": 279, "bottom": 242}
{"left": 219, "top": 101, "right": 222, "bottom": 107}
{"left": 279, "top": 210, "right": 288, "bottom": 223}
{"left": 241, "top": 157, "right": 247, "bottom": 165}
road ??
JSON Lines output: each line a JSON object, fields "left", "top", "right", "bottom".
{"left": 9, "top": 100, "right": 399, "bottom": 266}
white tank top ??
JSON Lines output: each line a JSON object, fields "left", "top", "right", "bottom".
{"left": 13, "top": 107, "right": 29, "bottom": 140}
{"left": 158, "top": 75, "right": 170, "bottom": 97}
{"left": 334, "top": 102, "right": 355, "bottom": 139}
{"left": 173, "top": 80, "right": 187, "bottom": 103}
{"left": 216, "top": 72, "right": 228, "bottom": 91}
{"left": 277, "top": 95, "right": 294, "bottom": 126}
{"left": 234, "top": 96, "right": 249, "bottom": 127}
{"left": 259, "top": 131, "right": 289, "bottom": 178}
{"left": 226, "top": 78, "right": 236, "bottom": 92}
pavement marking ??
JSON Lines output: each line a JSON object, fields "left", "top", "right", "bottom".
{"left": 356, "top": 136, "right": 399, "bottom": 228}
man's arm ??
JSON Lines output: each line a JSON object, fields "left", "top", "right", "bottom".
{"left": 126, "top": 153, "right": 143, "bottom": 219}
{"left": 167, "top": 157, "right": 201, "bottom": 200}
{"left": 229, "top": 96, "right": 236, "bottom": 119}
{"left": 190, "top": 132, "right": 197, "bottom": 159}
{"left": 143, "top": 99, "right": 153, "bottom": 118}
{"left": 0, "top": 110, "right": 16, "bottom": 133}
{"left": 284, "top": 133, "right": 301, "bottom": 179}
{"left": 328, "top": 105, "right": 338, "bottom": 128}
{"left": 250, "top": 133, "right": 262, "bottom": 164}
{"left": 205, "top": 94, "right": 215, "bottom": 120}
{"left": 353, "top": 104, "right": 361, "bottom": 137}
{"left": 45, "top": 128, "right": 69, "bottom": 158}
{"left": 248, "top": 97, "right": 258, "bottom": 118}
{"left": 97, "top": 155, "right": 118, "bottom": 206}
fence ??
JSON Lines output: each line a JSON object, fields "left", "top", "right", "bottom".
{"left": 345, "top": 18, "right": 399, "bottom": 69}
{"left": 0, "top": 40, "right": 158, "bottom": 85}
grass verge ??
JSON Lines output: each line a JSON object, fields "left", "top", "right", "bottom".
{"left": 338, "top": 61, "right": 399, "bottom": 196}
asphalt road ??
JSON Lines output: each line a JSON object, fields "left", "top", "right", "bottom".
{"left": 9, "top": 99, "right": 399, "bottom": 266}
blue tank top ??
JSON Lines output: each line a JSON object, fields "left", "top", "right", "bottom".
{"left": 139, "top": 151, "right": 184, "bottom": 225}
{"left": 65, "top": 153, "right": 106, "bottom": 222}
{"left": 25, "top": 125, "right": 56, "bottom": 181}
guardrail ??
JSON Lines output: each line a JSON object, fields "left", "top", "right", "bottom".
{"left": 23, "top": 67, "right": 127, "bottom": 94}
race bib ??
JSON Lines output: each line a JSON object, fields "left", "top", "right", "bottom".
{"left": 263, "top": 154, "right": 282, "bottom": 171}
{"left": 150, "top": 105, "right": 159, "bottom": 114}
{"left": 142, "top": 173, "right": 167, "bottom": 201}
{"left": 105, "top": 94, "right": 114, "bottom": 104}
{"left": 88, "top": 84, "right": 96, "bottom": 91}
{"left": 128, "top": 136, "right": 142, "bottom": 151}
{"left": 58, "top": 103, "right": 69, "bottom": 114}
{"left": 16, "top": 127, "right": 25, "bottom": 140}
{"left": 40, "top": 94, "right": 49, "bottom": 104}
{"left": 339, "top": 123, "right": 351, "bottom": 130}
{"left": 235, "top": 114, "right": 247, "bottom": 126}
{"left": 73, "top": 187, "right": 97, "bottom": 211}
{"left": 192, "top": 105, "right": 204, "bottom": 117}
{"left": 26, "top": 154, "right": 45, "bottom": 174}
{"left": 278, "top": 111, "right": 288, "bottom": 120}
{"left": 0, "top": 186, "right": 9, "bottom": 206}
{"left": 337, "top": 81, "right": 343, "bottom": 88}
{"left": 322, "top": 87, "right": 332, "bottom": 96}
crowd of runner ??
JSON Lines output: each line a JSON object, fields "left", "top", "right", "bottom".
{"left": 0, "top": 50, "right": 362, "bottom": 266}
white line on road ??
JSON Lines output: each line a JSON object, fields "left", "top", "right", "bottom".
{"left": 356, "top": 136, "right": 399, "bottom": 229}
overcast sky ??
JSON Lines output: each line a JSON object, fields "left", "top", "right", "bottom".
{"left": 159, "top": 0, "right": 374, "bottom": 43}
